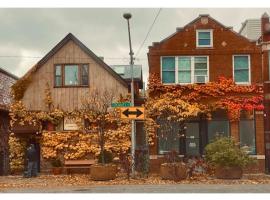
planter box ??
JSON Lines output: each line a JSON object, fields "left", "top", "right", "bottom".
{"left": 90, "top": 164, "right": 117, "bottom": 181}
{"left": 160, "top": 162, "right": 187, "bottom": 181}
{"left": 51, "top": 167, "right": 62, "bottom": 175}
{"left": 215, "top": 166, "right": 243, "bottom": 179}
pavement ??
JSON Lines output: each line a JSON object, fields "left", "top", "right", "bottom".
{"left": 2, "top": 183, "right": 270, "bottom": 193}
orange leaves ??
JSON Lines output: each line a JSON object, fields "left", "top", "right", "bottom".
{"left": 147, "top": 73, "right": 264, "bottom": 121}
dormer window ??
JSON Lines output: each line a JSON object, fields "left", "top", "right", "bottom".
{"left": 196, "top": 29, "right": 213, "bottom": 48}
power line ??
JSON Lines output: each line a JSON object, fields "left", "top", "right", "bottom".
{"left": 135, "top": 8, "right": 162, "bottom": 59}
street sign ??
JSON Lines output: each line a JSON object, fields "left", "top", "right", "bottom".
{"left": 120, "top": 107, "right": 145, "bottom": 120}
{"left": 111, "top": 102, "right": 131, "bottom": 107}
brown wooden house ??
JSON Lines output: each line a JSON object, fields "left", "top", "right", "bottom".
{"left": 11, "top": 33, "right": 129, "bottom": 172}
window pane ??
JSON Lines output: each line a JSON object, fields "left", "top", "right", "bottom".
{"left": 195, "top": 63, "right": 207, "bottom": 70}
{"left": 81, "top": 65, "right": 89, "bottom": 86}
{"left": 240, "top": 120, "right": 256, "bottom": 155}
{"left": 195, "top": 70, "right": 207, "bottom": 76}
{"left": 234, "top": 69, "right": 249, "bottom": 82}
{"left": 55, "top": 65, "right": 61, "bottom": 76}
{"left": 162, "top": 57, "right": 175, "bottom": 71}
{"left": 185, "top": 123, "right": 200, "bottom": 155}
{"left": 64, "top": 65, "right": 79, "bottom": 85}
{"left": 162, "top": 71, "right": 175, "bottom": 83}
{"left": 55, "top": 76, "right": 62, "bottom": 86}
{"left": 158, "top": 120, "right": 180, "bottom": 154}
{"left": 195, "top": 57, "right": 207, "bottom": 63}
{"left": 234, "top": 56, "right": 249, "bottom": 70}
{"left": 178, "top": 71, "right": 191, "bottom": 83}
{"left": 198, "top": 32, "right": 210, "bottom": 39}
{"left": 178, "top": 57, "right": 191, "bottom": 70}
{"left": 208, "top": 121, "right": 230, "bottom": 142}
{"left": 199, "top": 39, "right": 211, "bottom": 46}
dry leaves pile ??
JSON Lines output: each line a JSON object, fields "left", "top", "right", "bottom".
{"left": 1, "top": 173, "right": 270, "bottom": 191}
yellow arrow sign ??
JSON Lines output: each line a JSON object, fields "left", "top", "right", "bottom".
{"left": 120, "top": 107, "right": 145, "bottom": 120}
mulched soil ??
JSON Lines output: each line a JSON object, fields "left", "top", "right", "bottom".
{"left": 1, "top": 173, "right": 270, "bottom": 191}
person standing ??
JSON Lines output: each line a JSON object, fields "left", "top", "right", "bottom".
{"left": 25, "top": 144, "right": 38, "bottom": 178}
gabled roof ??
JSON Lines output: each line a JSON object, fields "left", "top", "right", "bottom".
{"left": 20, "top": 33, "right": 128, "bottom": 88}
{"left": 156, "top": 14, "right": 254, "bottom": 46}
{"left": 0, "top": 67, "right": 19, "bottom": 80}
{"left": 110, "top": 65, "right": 143, "bottom": 89}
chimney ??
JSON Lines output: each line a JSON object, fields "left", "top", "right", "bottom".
{"left": 261, "top": 12, "right": 270, "bottom": 42}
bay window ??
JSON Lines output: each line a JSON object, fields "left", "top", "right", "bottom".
{"left": 233, "top": 55, "right": 250, "bottom": 84}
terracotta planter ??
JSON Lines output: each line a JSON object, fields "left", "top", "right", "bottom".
{"left": 90, "top": 164, "right": 117, "bottom": 181}
{"left": 51, "top": 167, "right": 62, "bottom": 175}
{"left": 215, "top": 166, "right": 243, "bottom": 179}
{"left": 160, "top": 162, "right": 187, "bottom": 181}
{"left": 46, "top": 122, "right": 55, "bottom": 131}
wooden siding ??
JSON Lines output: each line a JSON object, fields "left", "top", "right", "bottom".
{"left": 22, "top": 40, "right": 128, "bottom": 111}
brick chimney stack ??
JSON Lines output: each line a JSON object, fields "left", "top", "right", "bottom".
{"left": 261, "top": 12, "right": 270, "bottom": 42}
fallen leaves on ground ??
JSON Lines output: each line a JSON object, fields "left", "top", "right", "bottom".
{"left": 1, "top": 173, "right": 270, "bottom": 191}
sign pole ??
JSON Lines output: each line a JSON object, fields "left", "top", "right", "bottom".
{"left": 123, "top": 13, "right": 136, "bottom": 177}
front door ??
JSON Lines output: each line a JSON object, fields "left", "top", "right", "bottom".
{"left": 185, "top": 122, "right": 200, "bottom": 156}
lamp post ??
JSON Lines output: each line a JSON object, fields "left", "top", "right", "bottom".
{"left": 123, "top": 13, "right": 136, "bottom": 177}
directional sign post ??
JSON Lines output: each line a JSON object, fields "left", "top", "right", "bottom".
{"left": 120, "top": 107, "right": 145, "bottom": 120}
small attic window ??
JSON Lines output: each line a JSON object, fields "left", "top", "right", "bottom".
{"left": 114, "top": 66, "right": 125, "bottom": 75}
{"left": 196, "top": 29, "right": 213, "bottom": 48}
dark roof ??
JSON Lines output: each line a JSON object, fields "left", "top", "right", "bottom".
{"left": 0, "top": 67, "right": 19, "bottom": 80}
{"left": 110, "top": 65, "right": 143, "bottom": 88}
{"left": 20, "top": 33, "right": 128, "bottom": 88}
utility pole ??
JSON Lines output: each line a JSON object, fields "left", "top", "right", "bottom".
{"left": 123, "top": 13, "right": 136, "bottom": 177}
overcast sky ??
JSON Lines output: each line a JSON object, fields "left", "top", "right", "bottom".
{"left": 0, "top": 8, "right": 270, "bottom": 83}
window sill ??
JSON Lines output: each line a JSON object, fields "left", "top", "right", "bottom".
{"left": 196, "top": 46, "right": 214, "bottom": 49}
{"left": 54, "top": 85, "right": 89, "bottom": 88}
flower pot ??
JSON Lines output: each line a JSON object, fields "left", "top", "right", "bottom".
{"left": 160, "top": 162, "right": 187, "bottom": 181}
{"left": 46, "top": 122, "right": 55, "bottom": 131}
{"left": 215, "top": 166, "right": 243, "bottom": 179}
{"left": 90, "top": 164, "right": 117, "bottom": 181}
{"left": 51, "top": 167, "right": 62, "bottom": 175}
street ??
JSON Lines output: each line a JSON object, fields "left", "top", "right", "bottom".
{"left": 2, "top": 183, "right": 270, "bottom": 193}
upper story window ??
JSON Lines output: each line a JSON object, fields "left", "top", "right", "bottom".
{"left": 161, "top": 56, "right": 209, "bottom": 84}
{"left": 196, "top": 29, "right": 213, "bottom": 48}
{"left": 54, "top": 64, "right": 89, "bottom": 87}
{"left": 233, "top": 55, "right": 250, "bottom": 84}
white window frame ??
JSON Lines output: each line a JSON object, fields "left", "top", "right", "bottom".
{"left": 232, "top": 55, "right": 251, "bottom": 85}
{"left": 160, "top": 56, "right": 209, "bottom": 85}
{"left": 196, "top": 29, "right": 213, "bottom": 48}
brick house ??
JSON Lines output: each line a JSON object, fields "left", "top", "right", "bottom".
{"left": 147, "top": 14, "right": 270, "bottom": 173}
{"left": 0, "top": 67, "right": 18, "bottom": 175}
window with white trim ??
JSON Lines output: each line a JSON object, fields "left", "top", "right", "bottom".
{"left": 161, "top": 56, "right": 209, "bottom": 84}
{"left": 196, "top": 30, "right": 213, "bottom": 47}
{"left": 233, "top": 55, "right": 250, "bottom": 84}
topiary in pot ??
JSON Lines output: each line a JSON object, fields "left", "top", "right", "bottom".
{"left": 205, "top": 136, "right": 256, "bottom": 179}
{"left": 91, "top": 150, "right": 117, "bottom": 181}
{"left": 51, "top": 158, "right": 63, "bottom": 175}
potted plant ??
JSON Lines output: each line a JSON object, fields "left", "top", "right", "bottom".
{"left": 90, "top": 150, "right": 117, "bottom": 181}
{"left": 160, "top": 150, "right": 187, "bottom": 181}
{"left": 51, "top": 158, "right": 63, "bottom": 175}
{"left": 205, "top": 136, "right": 255, "bottom": 179}
{"left": 81, "top": 88, "right": 118, "bottom": 181}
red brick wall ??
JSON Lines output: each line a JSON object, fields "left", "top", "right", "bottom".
{"left": 148, "top": 16, "right": 264, "bottom": 83}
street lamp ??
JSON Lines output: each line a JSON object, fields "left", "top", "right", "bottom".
{"left": 123, "top": 12, "right": 136, "bottom": 177}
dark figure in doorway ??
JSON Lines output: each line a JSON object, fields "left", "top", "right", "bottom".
{"left": 25, "top": 144, "right": 38, "bottom": 178}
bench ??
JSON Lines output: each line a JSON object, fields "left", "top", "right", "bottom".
{"left": 64, "top": 159, "right": 96, "bottom": 174}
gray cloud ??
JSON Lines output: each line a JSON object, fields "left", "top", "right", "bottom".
{"left": 0, "top": 8, "right": 269, "bottom": 83}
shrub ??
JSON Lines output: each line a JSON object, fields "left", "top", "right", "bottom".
{"left": 98, "top": 150, "right": 113, "bottom": 164}
{"left": 51, "top": 158, "right": 62, "bottom": 167}
{"left": 164, "top": 150, "right": 181, "bottom": 163}
{"left": 205, "top": 136, "right": 255, "bottom": 168}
